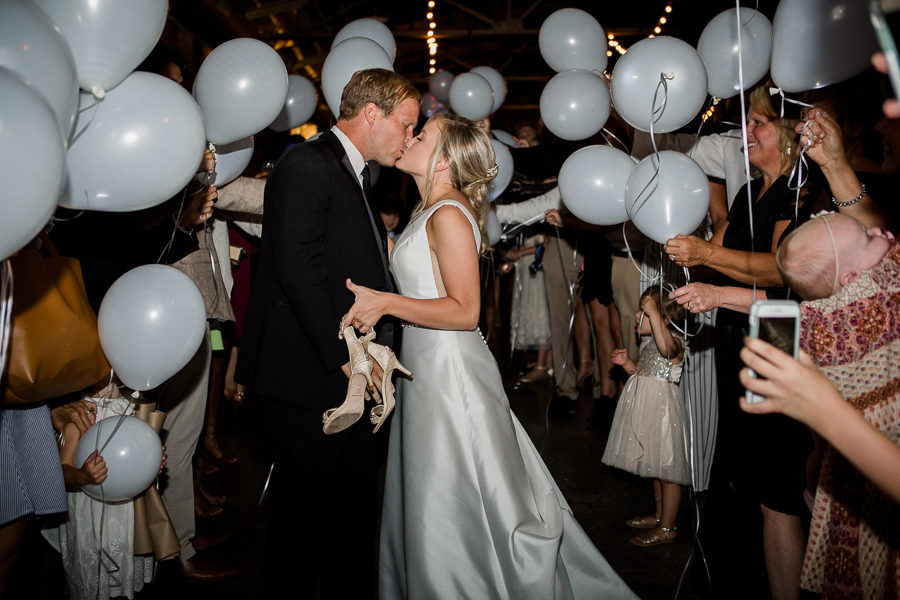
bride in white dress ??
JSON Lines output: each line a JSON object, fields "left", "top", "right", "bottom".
{"left": 343, "top": 114, "right": 636, "bottom": 599}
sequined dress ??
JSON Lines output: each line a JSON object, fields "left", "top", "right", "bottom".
{"left": 379, "top": 200, "right": 637, "bottom": 599}
{"left": 602, "top": 335, "right": 691, "bottom": 485}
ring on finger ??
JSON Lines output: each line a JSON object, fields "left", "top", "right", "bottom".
{"left": 669, "top": 254, "right": 675, "bottom": 261}
{"left": 687, "top": 302, "right": 692, "bottom": 310}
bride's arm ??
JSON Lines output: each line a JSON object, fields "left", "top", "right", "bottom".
{"left": 342, "top": 205, "right": 481, "bottom": 333}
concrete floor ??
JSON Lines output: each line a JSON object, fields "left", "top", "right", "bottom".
{"left": 145, "top": 354, "right": 711, "bottom": 600}
{"left": 15, "top": 353, "right": 726, "bottom": 599}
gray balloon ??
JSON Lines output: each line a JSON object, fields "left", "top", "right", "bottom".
{"left": 539, "top": 8, "right": 608, "bottom": 73}
{"left": 213, "top": 136, "right": 254, "bottom": 187}
{"left": 624, "top": 151, "right": 709, "bottom": 245}
{"left": 63, "top": 72, "right": 206, "bottom": 212}
{"left": 491, "top": 129, "right": 518, "bottom": 147}
{"left": 322, "top": 37, "right": 393, "bottom": 119}
{"left": 269, "top": 75, "right": 318, "bottom": 132}
{"left": 611, "top": 37, "right": 708, "bottom": 133}
{"left": 698, "top": 8, "right": 772, "bottom": 99}
{"left": 487, "top": 139, "right": 513, "bottom": 202}
{"left": 471, "top": 66, "right": 507, "bottom": 114}
{"left": 771, "top": 0, "right": 878, "bottom": 93}
{"left": 540, "top": 69, "right": 610, "bottom": 141}
{"left": 194, "top": 38, "right": 288, "bottom": 145}
{"left": 0, "top": 67, "right": 64, "bottom": 262}
{"left": 429, "top": 70, "right": 455, "bottom": 104}
{"left": 34, "top": 0, "right": 167, "bottom": 96}
{"left": 98, "top": 265, "right": 207, "bottom": 391}
{"left": 332, "top": 19, "right": 396, "bottom": 63}
{"left": 486, "top": 210, "right": 502, "bottom": 246}
{"left": 559, "top": 145, "right": 634, "bottom": 225}
{"left": 448, "top": 72, "right": 494, "bottom": 122}
{"left": 0, "top": 0, "right": 78, "bottom": 143}
{"left": 75, "top": 416, "right": 162, "bottom": 502}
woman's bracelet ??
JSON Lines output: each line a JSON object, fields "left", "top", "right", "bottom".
{"left": 832, "top": 182, "right": 866, "bottom": 208}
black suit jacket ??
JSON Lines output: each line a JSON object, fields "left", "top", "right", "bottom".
{"left": 236, "top": 130, "right": 393, "bottom": 408}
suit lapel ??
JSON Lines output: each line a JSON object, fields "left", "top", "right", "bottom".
{"left": 322, "top": 131, "right": 395, "bottom": 293}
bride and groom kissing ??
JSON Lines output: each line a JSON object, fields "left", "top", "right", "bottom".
{"left": 236, "top": 68, "right": 636, "bottom": 599}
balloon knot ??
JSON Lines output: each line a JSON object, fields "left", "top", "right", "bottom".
{"left": 91, "top": 85, "right": 105, "bottom": 100}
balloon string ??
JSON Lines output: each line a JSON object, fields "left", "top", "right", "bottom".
{"left": 69, "top": 98, "right": 100, "bottom": 147}
{"left": 622, "top": 222, "right": 662, "bottom": 283}
{"left": 734, "top": 0, "right": 759, "bottom": 303}
{"left": 629, "top": 73, "right": 672, "bottom": 219}
{"left": 768, "top": 87, "right": 814, "bottom": 119}
{"left": 599, "top": 127, "right": 630, "bottom": 153}
{"left": 158, "top": 187, "right": 191, "bottom": 265}
{"left": 0, "top": 261, "right": 12, "bottom": 381}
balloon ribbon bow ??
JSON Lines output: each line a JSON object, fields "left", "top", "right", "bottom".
{"left": 768, "top": 86, "right": 813, "bottom": 118}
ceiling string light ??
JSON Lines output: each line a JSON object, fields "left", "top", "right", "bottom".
{"left": 426, "top": 1, "right": 438, "bottom": 74}
{"left": 607, "top": 2, "right": 673, "bottom": 56}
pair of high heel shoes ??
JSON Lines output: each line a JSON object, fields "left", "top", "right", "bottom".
{"left": 322, "top": 324, "right": 412, "bottom": 435}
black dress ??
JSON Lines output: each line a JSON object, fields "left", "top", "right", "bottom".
{"left": 714, "top": 175, "right": 813, "bottom": 516}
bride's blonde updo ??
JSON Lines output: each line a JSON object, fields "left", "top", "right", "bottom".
{"left": 421, "top": 113, "right": 498, "bottom": 254}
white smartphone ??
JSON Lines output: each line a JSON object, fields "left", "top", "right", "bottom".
{"left": 871, "top": 0, "right": 900, "bottom": 99}
{"left": 745, "top": 300, "right": 801, "bottom": 404}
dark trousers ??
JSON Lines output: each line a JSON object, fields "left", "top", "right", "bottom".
{"left": 260, "top": 394, "right": 377, "bottom": 599}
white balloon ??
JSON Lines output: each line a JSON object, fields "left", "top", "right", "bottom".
{"left": 539, "top": 8, "right": 608, "bottom": 73}
{"left": 269, "top": 75, "right": 318, "bottom": 132}
{"left": 471, "top": 66, "right": 507, "bottom": 114}
{"left": 487, "top": 139, "right": 513, "bottom": 202}
{"left": 33, "top": 0, "right": 167, "bottom": 97}
{"left": 0, "top": 67, "right": 65, "bottom": 262}
{"left": 486, "top": 210, "right": 502, "bottom": 246}
{"left": 540, "top": 69, "right": 610, "bottom": 141}
{"left": 98, "top": 265, "right": 207, "bottom": 391}
{"left": 194, "top": 38, "right": 289, "bottom": 145}
{"left": 611, "top": 37, "right": 708, "bottom": 133}
{"left": 333, "top": 19, "right": 396, "bottom": 63}
{"left": 698, "top": 8, "right": 772, "bottom": 99}
{"left": 75, "top": 416, "right": 163, "bottom": 502}
{"left": 559, "top": 145, "right": 634, "bottom": 225}
{"left": 624, "top": 151, "right": 710, "bottom": 245}
{"left": 214, "top": 136, "right": 254, "bottom": 187}
{"left": 63, "top": 73, "right": 206, "bottom": 212}
{"left": 771, "top": 0, "right": 878, "bottom": 93}
{"left": 491, "top": 129, "right": 519, "bottom": 147}
{"left": 0, "top": 0, "right": 78, "bottom": 143}
{"left": 448, "top": 72, "right": 494, "bottom": 122}
{"left": 322, "top": 37, "right": 393, "bottom": 119}
{"left": 429, "top": 70, "right": 454, "bottom": 104}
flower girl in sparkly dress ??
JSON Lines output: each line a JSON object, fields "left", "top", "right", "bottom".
{"left": 602, "top": 286, "right": 691, "bottom": 547}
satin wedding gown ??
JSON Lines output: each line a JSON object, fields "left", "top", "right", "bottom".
{"left": 379, "top": 200, "right": 637, "bottom": 599}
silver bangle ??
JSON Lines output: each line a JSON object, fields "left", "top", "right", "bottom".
{"left": 832, "top": 182, "right": 866, "bottom": 208}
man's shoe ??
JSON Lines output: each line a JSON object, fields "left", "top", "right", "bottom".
{"left": 181, "top": 554, "right": 241, "bottom": 583}
{"left": 191, "top": 531, "right": 231, "bottom": 552}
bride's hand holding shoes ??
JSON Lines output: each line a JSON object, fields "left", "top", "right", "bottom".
{"left": 340, "top": 278, "right": 388, "bottom": 336}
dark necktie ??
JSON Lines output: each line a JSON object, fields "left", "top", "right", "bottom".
{"left": 361, "top": 164, "right": 372, "bottom": 200}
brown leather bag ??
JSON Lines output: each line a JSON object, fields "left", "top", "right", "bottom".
{"left": 2, "top": 236, "right": 110, "bottom": 404}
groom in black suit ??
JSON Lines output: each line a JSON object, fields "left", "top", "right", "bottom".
{"left": 236, "top": 69, "right": 420, "bottom": 598}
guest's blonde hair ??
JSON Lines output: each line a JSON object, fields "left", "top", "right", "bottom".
{"left": 419, "top": 113, "right": 498, "bottom": 254}
{"left": 749, "top": 85, "right": 800, "bottom": 173}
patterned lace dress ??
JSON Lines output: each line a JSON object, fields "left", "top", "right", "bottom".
{"left": 799, "top": 244, "right": 900, "bottom": 599}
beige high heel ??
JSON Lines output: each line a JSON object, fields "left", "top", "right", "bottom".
{"left": 322, "top": 324, "right": 375, "bottom": 434}
{"left": 365, "top": 341, "right": 412, "bottom": 434}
